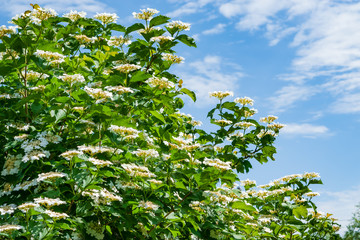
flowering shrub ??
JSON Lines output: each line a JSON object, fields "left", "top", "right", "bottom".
{"left": 0, "top": 4, "right": 341, "bottom": 240}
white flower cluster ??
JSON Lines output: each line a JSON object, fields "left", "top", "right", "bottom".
{"left": 30, "top": 7, "right": 57, "bottom": 24}
{"left": 87, "top": 157, "right": 113, "bottom": 167}
{"left": 113, "top": 64, "right": 141, "bottom": 73}
{"left": 0, "top": 25, "right": 16, "bottom": 37}
{"left": 203, "top": 157, "right": 232, "bottom": 171}
{"left": 203, "top": 190, "right": 233, "bottom": 205}
{"left": 108, "top": 36, "right": 132, "bottom": 46}
{"left": 167, "top": 20, "right": 191, "bottom": 31}
{"left": 84, "top": 86, "right": 113, "bottom": 104}
{"left": 260, "top": 115, "right": 278, "bottom": 124}
{"left": 94, "top": 13, "right": 118, "bottom": 24}
{"left": 214, "top": 119, "right": 232, "bottom": 126}
{"left": 187, "top": 120, "right": 202, "bottom": 127}
{"left": 267, "top": 123, "right": 285, "bottom": 130}
{"left": 74, "top": 35, "right": 96, "bottom": 45}
{"left": 6, "top": 122, "right": 31, "bottom": 131}
{"left": 132, "top": 149, "right": 159, "bottom": 159}
{"left": 63, "top": 10, "right": 86, "bottom": 22}
{"left": 58, "top": 73, "right": 85, "bottom": 85}
{"left": 0, "top": 224, "right": 23, "bottom": 233}
{"left": 105, "top": 85, "right": 134, "bottom": 94}
{"left": 146, "top": 76, "right": 175, "bottom": 89}
{"left": 161, "top": 53, "right": 184, "bottom": 64}
{"left": 234, "top": 121, "right": 256, "bottom": 129}
{"left": 21, "top": 131, "right": 61, "bottom": 163}
{"left": 234, "top": 97, "right": 254, "bottom": 106}
{"left": 244, "top": 108, "right": 258, "bottom": 118}
{"left": 60, "top": 150, "right": 83, "bottom": 160}
{"left": 132, "top": 8, "right": 159, "bottom": 21}
{"left": 34, "top": 197, "right": 66, "bottom": 207}
{"left": 22, "top": 70, "right": 49, "bottom": 81}
{"left": 13, "top": 179, "right": 38, "bottom": 192}
{"left": 189, "top": 201, "right": 204, "bottom": 212}
{"left": 150, "top": 36, "right": 174, "bottom": 44}
{"left": 209, "top": 91, "right": 233, "bottom": 100}
{"left": 34, "top": 50, "right": 65, "bottom": 65}
{"left": 138, "top": 200, "right": 159, "bottom": 211}
{"left": 82, "top": 188, "right": 122, "bottom": 205}
{"left": 17, "top": 202, "right": 40, "bottom": 213}
{"left": 77, "top": 145, "right": 122, "bottom": 155}
{"left": 37, "top": 171, "right": 67, "bottom": 182}
{"left": 45, "top": 210, "right": 69, "bottom": 219}
{"left": 240, "top": 179, "right": 256, "bottom": 186}
{"left": 1, "top": 154, "right": 22, "bottom": 176}
{"left": 121, "top": 163, "right": 156, "bottom": 178}
{"left": 108, "top": 125, "right": 139, "bottom": 139}
{"left": 0, "top": 204, "right": 16, "bottom": 215}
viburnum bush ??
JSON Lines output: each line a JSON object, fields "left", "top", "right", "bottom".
{"left": 0, "top": 4, "right": 341, "bottom": 240}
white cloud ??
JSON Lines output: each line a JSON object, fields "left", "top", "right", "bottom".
{"left": 176, "top": 55, "right": 244, "bottom": 106}
{"left": 202, "top": 23, "right": 226, "bottom": 35}
{"left": 281, "top": 123, "right": 329, "bottom": 138}
{"left": 167, "top": 0, "right": 217, "bottom": 18}
{"left": 269, "top": 85, "right": 318, "bottom": 112}
{"left": 1, "top": 0, "right": 110, "bottom": 16}
{"left": 316, "top": 186, "right": 360, "bottom": 234}
{"left": 217, "top": 0, "right": 360, "bottom": 113}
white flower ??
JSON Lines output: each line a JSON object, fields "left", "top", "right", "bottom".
{"left": 150, "top": 36, "right": 174, "bottom": 43}
{"left": 0, "top": 204, "right": 16, "bottom": 215}
{"left": 240, "top": 179, "right": 256, "bottom": 186}
{"left": 121, "top": 163, "right": 156, "bottom": 178}
{"left": 203, "top": 158, "right": 232, "bottom": 171}
{"left": 146, "top": 76, "right": 175, "bottom": 89}
{"left": 63, "top": 10, "right": 86, "bottom": 21}
{"left": 234, "top": 97, "right": 254, "bottom": 106}
{"left": 34, "top": 197, "right": 66, "bottom": 207}
{"left": 161, "top": 53, "right": 184, "bottom": 64}
{"left": 234, "top": 121, "right": 256, "bottom": 129}
{"left": 138, "top": 201, "right": 159, "bottom": 211}
{"left": 113, "top": 64, "right": 141, "bottom": 73}
{"left": 37, "top": 172, "right": 67, "bottom": 182}
{"left": 209, "top": 91, "right": 233, "bottom": 100}
{"left": 0, "top": 224, "right": 23, "bottom": 233}
{"left": 59, "top": 73, "right": 85, "bottom": 85}
{"left": 132, "top": 149, "right": 159, "bottom": 159}
{"left": 44, "top": 210, "right": 69, "bottom": 219}
{"left": 260, "top": 115, "right": 278, "bottom": 124}
{"left": 132, "top": 8, "right": 159, "bottom": 20}
{"left": 94, "top": 13, "right": 118, "bottom": 24}
{"left": 108, "top": 36, "right": 131, "bottom": 46}
{"left": 167, "top": 20, "right": 191, "bottom": 31}
{"left": 18, "top": 202, "right": 40, "bottom": 213}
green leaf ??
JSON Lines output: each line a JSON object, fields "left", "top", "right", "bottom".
{"left": 176, "top": 34, "right": 197, "bottom": 47}
{"left": 180, "top": 88, "right": 196, "bottom": 102}
{"left": 293, "top": 205, "right": 308, "bottom": 219}
{"left": 231, "top": 201, "right": 256, "bottom": 211}
{"left": 149, "top": 15, "right": 170, "bottom": 27}
{"left": 125, "top": 23, "right": 145, "bottom": 35}
{"left": 150, "top": 110, "right": 166, "bottom": 123}
{"left": 106, "top": 225, "right": 112, "bottom": 235}
{"left": 107, "top": 23, "right": 126, "bottom": 32}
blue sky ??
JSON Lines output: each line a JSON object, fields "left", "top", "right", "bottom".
{"left": 1, "top": 0, "right": 360, "bottom": 233}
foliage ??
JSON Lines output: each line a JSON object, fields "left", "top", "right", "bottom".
{"left": 344, "top": 203, "right": 360, "bottom": 239}
{"left": 0, "top": 5, "right": 341, "bottom": 240}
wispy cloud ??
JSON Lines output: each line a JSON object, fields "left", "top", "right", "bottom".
{"left": 166, "top": 0, "right": 217, "bottom": 18}
{"left": 202, "top": 23, "right": 226, "bottom": 35}
{"left": 1, "top": 0, "right": 111, "bottom": 17}
{"left": 281, "top": 123, "right": 329, "bottom": 138}
{"left": 176, "top": 55, "right": 244, "bottom": 106}
{"left": 217, "top": 0, "right": 360, "bottom": 113}
{"left": 317, "top": 186, "right": 360, "bottom": 234}
{"left": 269, "top": 85, "right": 318, "bottom": 112}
